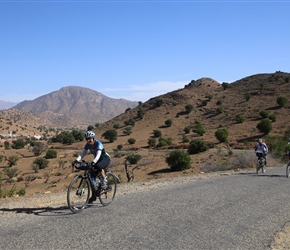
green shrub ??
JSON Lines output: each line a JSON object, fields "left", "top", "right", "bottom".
{"left": 102, "top": 129, "right": 117, "bottom": 142}
{"left": 182, "top": 135, "right": 190, "bottom": 143}
{"left": 183, "top": 126, "right": 191, "bottom": 134}
{"left": 235, "top": 114, "right": 245, "bottom": 123}
{"left": 216, "top": 106, "right": 224, "bottom": 114}
{"left": 165, "top": 119, "right": 172, "bottom": 127}
{"left": 153, "top": 130, "right": 162, "bottom": 138}
{"left": 259, "top": 110, "right": 269, "bottom": 118}
{"left": 256, "top": 119, "right": 272, "bottom": 135}
{"left": 127, "top": 138, "right": 136, "bottom": 144}
{"left": 215, "top": 128, "right": 229, "bottom": 143}
{"left": 269, "top": 114, "right": 276, "bottom": 122}
{"left": 185, "top": 104, "right": 194, "bottom": 114}
{"left": 277, "top": 96, "right": 287, "bottom": 107}
{"left": 166, "top": 150, "right": 191, "bottom": 171}
{"left": 33, "top": 157, "right": 49, "bottom": 169}
{"left": 147, "top": 138, "right": 156, "bottom": 147}
{"left": 157, "top": 137, "right": 172, "bottom": 147}
{"left": 125, "top": 154, "right": 141, "bottom": 164}
{"left": 45, "top": 149, "right": 57, "bottom": 159}
{"left": 187, "top": 139, "right": 209, "bottom": 154}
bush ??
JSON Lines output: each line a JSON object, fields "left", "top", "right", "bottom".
{"left": 102, "top": 129, "right": 117, "bottom": 142}
{"left": 155, "top": 98, "right": 164, "bottom": 107}
{"left": 125, "top": 154, "right": 141, "bottom": 164}
{"left": 215, "top": 128, "right": 229, "bottom": 143}
{"left": 33, "top": 157, "right": 49, "bottom": 169}
{"left": 45, "top": 149, "right": 57, "bottom": 159}
{"left": 157, "top": 137, "right": 172, "bottom": 147}
{"left": 277, "top": 96, "right": 287, "bottom": 107}
{"left": 166, "top": 150, "right": 191, "bottom": 171}
{"left": 256, "top": 119, "right": 272, "bottom": 135}
{"left": 259, "top": 110, "right": 269, "bottom": 119}
{"left": 147, "top": 138, "right": 156, "bottom": 147}
{"left": 187, "top": 139, "right": 209, "bottom": 154}
{"left": 153, "top": 130, "right": 162, "bottom": 138}
{"left": 185, "top": 104, "right": 194, "bottom": 114}
{"left": 165, "top": 119, "right": 172, "bottom": 127}
{"left": 127, "top": 138, "right": 136, "bottom": 144}
{"left": 183, "top": 126, "right": 191, "bottom": 134}
{"left": 235, "top": 114, "right": 245, "bottom": 123}
{"left": 269, "top": 114, "right": 276, "bottom": 122}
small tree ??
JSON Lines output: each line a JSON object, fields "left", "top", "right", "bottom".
{"left": 4, "top": 141, "right": 9, "bottom": 150}
{"left": 277, "top": 96, "right": 287, "bottom": 107}
{"left": 102, "top": 129, "right": 117, "bottom": 142}
{"left": 235, "top": 114, "right": 245, "bottom": 123}
{"left": 257, "top": 119, "right": 272, "bottom": 135}
{"left": 137, "top": 109, "right": 145, "bottom": 119}
{"left": 153, "top": 130, "right": 162, "bottom": 138}
{"left": 147, "top": 138, "right": 156, "bottom": 147}
{"left": 33, "top": 157, "right": 49, "bottom": 169}
{"left": 127, "top": 138, "right": 136, "bottom": 145}
{"left": 215, "top": 128, "right": 229, "bottom": 143}
{"left": 124, "top": 153, "right": 142, "bottom": 182}
{"left": 188, "top": 139, "right": 209, "bottom": 154}
{"left": 165, "top": 119, "right": 172, "bottom": 127}
{"left": 185, "top": 104, "right": 194, "bottom": 114}
{"left": 259, "top": 110, "right": 269, "bottom": 119}
{"left": 166, "top": 150, "right": 191, "bottom": 171}
{"left": 45, "top": 149, "right": 58, "bottom": 159}
{"left": 7, "top": 155, "right": 19, "bottom": 168}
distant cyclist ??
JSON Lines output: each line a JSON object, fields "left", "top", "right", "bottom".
{"left": 254, "top": 138, "right": 268, "bottom": 168}
{"left": 74, "top": 130, "right": 111, "bottom": 192}
{"left": 284, "top": 138, "right": 290, "bottom": 161}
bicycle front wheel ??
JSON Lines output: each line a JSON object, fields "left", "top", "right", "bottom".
{"left": 67, "top": 175, "right": 90, "bottom": 213}
{"left": 99, "top": 172, "right": 117, "bottom": 206}
{"left": 286, "top": 162, "right": 290, "bottom": 178}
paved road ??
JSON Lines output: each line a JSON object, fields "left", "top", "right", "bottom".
{"left": 1, "top": 166, "right": 290, "bottom": 250}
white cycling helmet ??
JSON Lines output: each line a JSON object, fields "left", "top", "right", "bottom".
{"left": 85, "top": 130, "right": 95, "bottom": 139}
{"left": 258, "top": 138, "right": 263, "bottom": 143}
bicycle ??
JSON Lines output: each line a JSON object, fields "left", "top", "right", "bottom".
{"left": 256, "top": 153, "right": 266, "bottom": 174}
{"left": 67, "top": 161, "right": 118, "bottom": 213}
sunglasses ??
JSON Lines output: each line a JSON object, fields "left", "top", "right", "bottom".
{"left": 86, "top": 137, "right": 93, "bottom": 141}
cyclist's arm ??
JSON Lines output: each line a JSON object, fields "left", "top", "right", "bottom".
{"left": 92, "top": 150, "right": 101, "bottom": 164}
{"left": 76, "top": 148, "right": 87, "bottom": 161}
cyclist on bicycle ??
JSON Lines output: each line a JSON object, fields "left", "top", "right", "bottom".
{"left": 284, "top": 138, "right": 290, "bottom": 160}
{"left": 254, "top": 138, "right": 268, "bottom": 169}
{"left": 74, "top": 130, "right": 111, "bottom": 191}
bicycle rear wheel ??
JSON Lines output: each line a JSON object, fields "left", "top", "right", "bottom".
{"left": 99, "top": 172, "right": 117, "bottom": 206}
{"left": 286, "top": 162, "right": 290, "bottom": 178}
{"left": 67, "top": 175, "right": 90, "bottom": 213}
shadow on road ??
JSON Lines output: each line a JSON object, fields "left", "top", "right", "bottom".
{"left": 239, "top": 172, "right": 286, "bottom": 178}
{"left": 0, "top": 205, "right": 73, "bottom": 216}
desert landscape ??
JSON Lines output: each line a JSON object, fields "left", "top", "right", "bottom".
{"left": 0, "top": 71, "right": 290, "bottom": 198}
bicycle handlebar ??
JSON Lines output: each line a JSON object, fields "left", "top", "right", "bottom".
{"left": 72, "top": 161, "right": 91, "bottom": 170}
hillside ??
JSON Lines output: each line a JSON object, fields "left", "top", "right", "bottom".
{"left": 13, "top": 86, "right": 138, "bottom": 129}
{"left": 95, "top": 72, "right": 290, "bottom": 150}
{"left": 0, "top": 71, "right": 290, "bottom": 197}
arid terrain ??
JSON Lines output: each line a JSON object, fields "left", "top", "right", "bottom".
{"left": 1, "top": 71, "right": 290, "bottom": 197}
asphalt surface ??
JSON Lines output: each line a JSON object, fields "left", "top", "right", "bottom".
{"left": 1, "top": 166, "right": 290, "bottom": 250}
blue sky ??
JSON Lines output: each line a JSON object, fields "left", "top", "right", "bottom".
{"left": 0, "top": 0, "right": 289, "bottom": 103}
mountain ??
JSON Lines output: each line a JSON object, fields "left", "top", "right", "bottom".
{"left": 13, "top": 86, "right": 138, "bottom": 129}
{"left": 0, "top": 100, "right": 18, "bottom": 110}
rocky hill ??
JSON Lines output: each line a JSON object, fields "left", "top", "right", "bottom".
{"left": 94, "top": 71, "right": 290, "bottom": 150}
{"left": 13, "top": 86, "right": 138, "bottom": 129}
